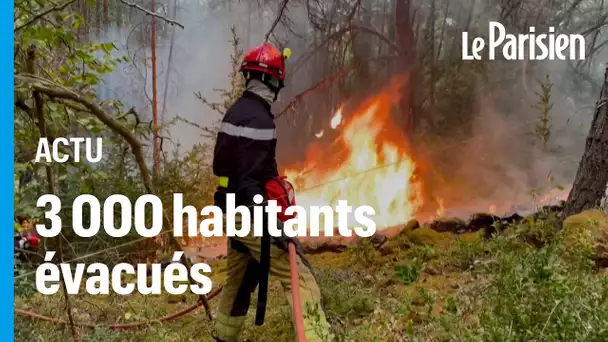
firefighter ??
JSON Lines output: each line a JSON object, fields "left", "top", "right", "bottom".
{"left": 212, "top": 42, "right": 330, "bottom": 342}
{"left": 14, "top": 215, "right": 40, "bottom": 262}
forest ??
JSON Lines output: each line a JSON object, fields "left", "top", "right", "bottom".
{"left": 13, "top": 0, "right": 608, "bottom": 341}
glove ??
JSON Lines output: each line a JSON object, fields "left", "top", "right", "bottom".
{"left": 271, "top": 221, "right": 311, "bottom": 269}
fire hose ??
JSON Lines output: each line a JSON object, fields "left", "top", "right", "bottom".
{"left": 16, "top": 175, "right": 314, "bottom": 337}
{"left": 15, "top": 286, "right": 223, "bottom": 330}
{"left": 16, "top": 248, "right": 306, "bottom": 341}
{"left": 288, "top": 241, "right": 306, "bottom": 342}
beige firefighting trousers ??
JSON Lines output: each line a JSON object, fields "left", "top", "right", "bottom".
{"left": 214, "top": 217, "right": 331, "bottom": 342}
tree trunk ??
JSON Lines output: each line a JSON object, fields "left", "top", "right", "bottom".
{"left": 562, "top": 67, "right": 608, "bottom": 218}
{"left": 103, "top": 0, "right": 108, "bottom": 25}
{"left": 395, "top": 0, "right": 416, "bottom": 135}
{"left": 352, "top": 0, "right": 373, "bottom": 88}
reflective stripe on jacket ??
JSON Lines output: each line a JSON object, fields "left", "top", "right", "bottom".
{"left": 212, "top": 90, "right": 279, "bottom": 210}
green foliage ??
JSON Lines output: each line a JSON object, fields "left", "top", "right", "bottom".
{"left": 304, "top": 302, "right": 334, "bottom": 342}
{"left": 316, "top": 268, "right": 375, "bottom": 320}
{"left": 506, "top": 213, "right": 561, "bottom": 248}
{"left": 470, "top": 245, "right": 608, "bottom": 341}
{"left": 12, "top": 0, "right": 230, "bottom": 263}
{"left": 395, "top": 258, "right": 423, "bottom": 285}
{"left": 13, "top": 0, "right": 147, "bottom": 261}
{"left": 154, "top": 144, "right": 217, "bottom": 233}
{"left": 347, "top": 237, "right": 380, "bottom": 266}
{"left": 12, "top": 1, "right": 608, "bottom": 341}
{"left": 14, "top": 263, "right": 38, "bottom": 297}
{"left": 15, "top": 213, "right": 608, "bottom": 341}
{"left": 442, "top": 235, "right": 487, "bottom": 271}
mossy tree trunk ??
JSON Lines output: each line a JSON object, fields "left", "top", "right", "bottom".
{"left": 563, "top": 67, "right": 608, "bottom": 218}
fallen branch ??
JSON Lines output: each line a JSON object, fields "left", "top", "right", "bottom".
{"left": 17, "top": 73, "right": 152, "bottom": 189}
{"left": 118, "top": 0, "right": 185, "bottom": 29}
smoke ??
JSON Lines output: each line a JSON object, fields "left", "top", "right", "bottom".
{"left": 92, "top": 0, "right": 606, "bottom": 219}
{"left": 433, "top": 90, "right": 576, "bottom": 216}
{"left": 408, "top": 0, "right": 608, "bottom": 217}
{"left": 423, "top": 46, "right": 606, "bottom": 217}
{"left": 96, "top": 1, "right": 297, "bottom": 156}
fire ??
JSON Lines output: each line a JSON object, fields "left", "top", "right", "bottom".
{"left": 436, "top": 197, "right": 445, "bottom": 217}
{"left": 285, "top": 78, "right": 424, "bottom": 230}
{"left": 330, "top": 106, "right": 343, "bottom": 129}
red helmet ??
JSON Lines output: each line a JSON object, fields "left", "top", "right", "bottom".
{"left": 240, "top": 42, "right": 290, "bottom": 81}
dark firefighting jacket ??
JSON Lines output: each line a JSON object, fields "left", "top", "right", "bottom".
{"left": 212, "top": 90, "right": 279, "bottom": 211}
{"left": 212, "top": 90, "right": 279, "bottom": 325}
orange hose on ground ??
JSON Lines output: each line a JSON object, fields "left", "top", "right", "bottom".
{"left": 289, "top": 242, "right": 306, "bottom": 341}
{"left": 15, "top": 286, "right": 223, "bottom": 330}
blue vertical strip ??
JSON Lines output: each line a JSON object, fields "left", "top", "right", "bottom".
{"left": 3, "top": 0, "right": 15, "bottom": 339}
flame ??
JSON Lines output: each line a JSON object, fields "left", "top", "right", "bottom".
{"left": 330, "top": 106, "right": 343, "bottom": 129}
{"left": 436, "top": 197, "right": 445, "bottom": 217}
{"left": 285, "top": 78, "right": 423, "bottom": 230}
